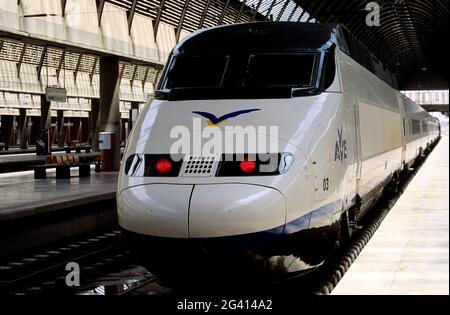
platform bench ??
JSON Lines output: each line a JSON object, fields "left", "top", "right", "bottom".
{"left": 64, "top": 141, "right": 91, "bottom": 154}
{"left": 33, "top": 154, "right": 91, "bottom": 179}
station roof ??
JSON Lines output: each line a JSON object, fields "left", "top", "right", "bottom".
{"left": 0, "top": 0, "right": 315, "bottom": 88}
{"left": 294, "top": 0, "right": 449, "bottom": 87}
{"left": 0, "top": 0, "right": 447, "bottom": 89}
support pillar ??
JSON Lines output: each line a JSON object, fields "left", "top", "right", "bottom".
{"left": 98, "top": 56, "right": 121, "bottom": 171}
{"left": 39, "top": 94, "right": 52, "bottom": 155}
{"left": 66, "top": 118, "right": 72, "bottom": 145}
{"left": 19, "top": 108, "right": 28, "bottom": 149}
{"left": 128, "top": 101, "right": 140, "bottom": 137}
{"left": 40, "top": 94, "right": 51, "bottom": 130}
{"left": 1, "top": 115, "right": 13, "bottom": 150}
{"left": 57, "top": 110, "right": 65, "bottom": 147}
{"left": 90, "top": 98, "right": 100, "bottom": 150}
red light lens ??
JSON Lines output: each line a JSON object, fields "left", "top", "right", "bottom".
{"left": 240, "top": 159, "right": 257, "bottom": 173}
{"left": 155, "top": 158, "right": 172, "bottom": 174}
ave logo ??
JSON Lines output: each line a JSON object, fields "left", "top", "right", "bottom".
{"left": 335, "top": 127, "right": 348, "bottom": 162}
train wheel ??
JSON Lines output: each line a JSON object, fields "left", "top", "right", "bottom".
{"left": 338, "top": 211, "right": 352, "bottom": 246}
{"left": 385, "top": 172, "right": 400, "bottom": 197}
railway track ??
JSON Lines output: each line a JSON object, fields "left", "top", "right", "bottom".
{"left": 0, "top": 228, "right": 171, "bottom": 295}
{"left": 0, "top": 230, "right": 125, "bottom": 295}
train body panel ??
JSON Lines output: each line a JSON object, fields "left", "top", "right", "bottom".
{"left": 118, "top": 184, "right": 192, "bottom": 238}
{"left": 189, "top": 184, "right": 286, "bottom": 237}
{"left": 338, "top": 49, "right": 404, "bottom": 204}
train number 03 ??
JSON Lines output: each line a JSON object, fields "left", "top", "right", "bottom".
{"left": 323, "top": 178, "right": 330, "bottom": 191}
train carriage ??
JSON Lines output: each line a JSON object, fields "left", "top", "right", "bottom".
{"left": 117, "top": 22, "right": 440, "bottom": 280}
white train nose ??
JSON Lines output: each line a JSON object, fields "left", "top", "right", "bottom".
{"left": 118, "top": 184, "right": 193, "bottom": 238}
{"left": 189, "top": 184, "right": 287, "bottom": 238}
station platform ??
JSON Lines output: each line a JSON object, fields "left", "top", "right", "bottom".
{"left": 0, "top": 146, "right": 68, "bottom": 156}
{"left": 0, "top": 169, "right": 118, "bottom": 222}
{"left": 333, "top": 135, "right": 449, "bottom": 295}
{"left": 0, "top": 151, "right": 100, "bottom": 173}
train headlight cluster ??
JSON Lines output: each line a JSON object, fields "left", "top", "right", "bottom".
{"left": 124, "top": 153, "right": 294, "bottom": 177}
{"left": 124, "top": 154, "right": 183, "bottom": 177}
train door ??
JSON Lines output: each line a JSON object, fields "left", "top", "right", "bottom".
{"left": 401, "top": 117, "right": 407, "bottom": 164}
{"left": 398, "top": 95, "right": 407, "bottom": 166}
{"left": 337, "top": 49, "right": 362, "bottom": 209}
{"left": 353, "top": 93, "right": 362, "bottom": 189}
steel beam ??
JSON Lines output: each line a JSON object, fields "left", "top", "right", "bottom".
{"left": 130, "top": 64, "right": 138, "bottom": 86}
{"left": 142, "top": 66, "right": 150, "bottom": 89}
{"left": 235, "top": 0, "right": 247, "bottom": 23}
{"left": 61, "top": 0, "right": 67, "bottom": 17}
{"left": 127, "top": 0, "right": 138, "bottom": 34}
{"left": 37, "top": 45, "right": 47, "bottom": 81}
{"left": 264, "top": 0, "right": 278, "bottom": 20}
{"left": 297, "top": 8, "right": 306, "bottom": 22}
{"left": 90, "top": 56, "right": 98, "bottom": 84}
{"left": 251, "top": 0, "right": 264, "bottom": 21}
{"left": 153, "top": 0, "right": 167, "bottom": 40}
{"left": 56, "top": 50, "right": 66, "bottom": 80}
{"left": 119, "top": 63, "right": 126, "bottom": 81}
{"left": 276, "top": 0, "right": 289, "bottom": 21}
{"left": 16, "top": 43, "right": 27, "bottom": 78}
{"left": 175, "top": 0, "right": 191, "bottom": 42}
{"left": 73, "top": 53, "right": 83, "bottom": 81}
{"left": 199, "top": 0, "right": 212, "bottom": 28}
{"left": 219, "top": 0, "right": 231, "bottom": 24}
{"left": 287, "top": 4, "right": 299, "bottom": 21}
{"left": 153, "top": 68, "right": 162, "bottom": 86}
{"left": 96, "top": 0, "right": 105, "bottom": 26}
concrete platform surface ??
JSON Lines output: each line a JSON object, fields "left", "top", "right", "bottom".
{"left": 0, "top": 169, "right": 118, "bottom": 221}
{"left": 0, "top": 145, "right": 68, "bottom": 156}
{"left": 0, "top": 151, "right": 99, "bottom": 164}
{"left": 333, "top": 136, "right": 449, "bottom": 295}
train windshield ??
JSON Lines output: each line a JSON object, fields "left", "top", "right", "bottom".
{"left": 158, "top": 50, "right": 334, "bottom": 100}
{"left": 244, "top": 53, "right": 316, "bottom": 88}
{"left": 165, "top": 53, "right": 316, "bottom": 89}
{"left": 167, "top": 55, "right": 229, "bottom": 89}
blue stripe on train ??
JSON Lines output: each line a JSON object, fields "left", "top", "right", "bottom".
{"left": 265, "top": 199, "right": 343, "bottom": 235}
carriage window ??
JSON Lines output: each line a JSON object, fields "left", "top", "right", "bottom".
{"left": 167, "top": 55, "right": 229, "bottom": 88}
{"left": 411, "top": 119, "right": 421, "bottom": 134}
{"left": 421, "top": 121, "right": 428, "bottom": 132}
{"left": 243, "top": 54, "right": 316, "bottom": 88}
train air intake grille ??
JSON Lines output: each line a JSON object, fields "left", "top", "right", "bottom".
{"left": 180, "top": 154, "right": 220, "bottom": 177}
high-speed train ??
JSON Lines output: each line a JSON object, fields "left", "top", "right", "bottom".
{"left": 117, "top": 22, "right": 440, "bottom": 279}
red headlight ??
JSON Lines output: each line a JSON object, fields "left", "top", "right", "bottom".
{"left": 155, "top": 158, "right": 172, "bottom": 174}
{"left": 240, "top": 159, "right": 257, "bottom": 173}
